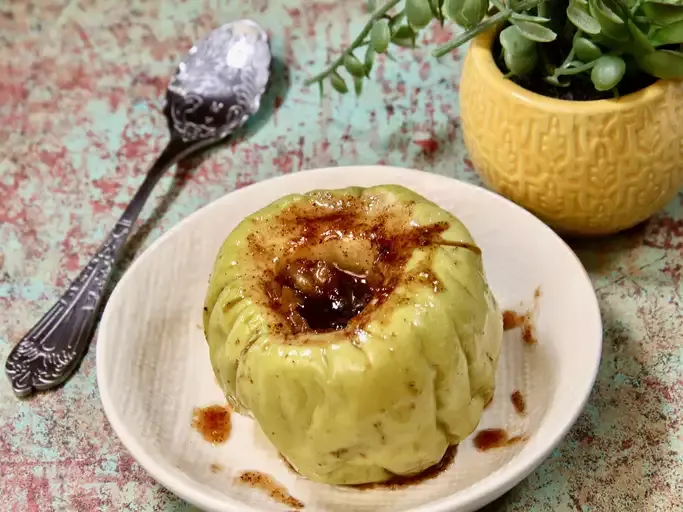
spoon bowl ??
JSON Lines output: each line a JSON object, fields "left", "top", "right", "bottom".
{"left": 165, "top": 19, "right": 271, "bottom": 143}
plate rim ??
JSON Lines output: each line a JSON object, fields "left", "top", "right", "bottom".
{"left": 97, "top": 165, "right": 603, "bottom": 512}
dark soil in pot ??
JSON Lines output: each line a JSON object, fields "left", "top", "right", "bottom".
{"left": 491, "top": 38, "right": 657, "bottom": 102}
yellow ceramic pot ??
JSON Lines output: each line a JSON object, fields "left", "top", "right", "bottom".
{"left": 460, "top": 29, "right": 683, "bottom": 236}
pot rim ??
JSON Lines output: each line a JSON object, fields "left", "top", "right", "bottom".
{"left": 469, "top": 28, "right": 670, "bottom": 113}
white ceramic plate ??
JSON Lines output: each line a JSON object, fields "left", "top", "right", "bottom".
{"left": 97, "top": 166, "right": 602, "bottom": 512}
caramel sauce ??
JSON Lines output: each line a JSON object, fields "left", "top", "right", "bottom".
{"left": 521, "top": 322, "right": 537, "bottom": 345}
{"left": 502, "top": 310, "right": 524, "bottom": 330}
{"left": 236, "top": 471, "right": 304, "bottom": 509}
{"left": 257, "top": 197, "right": 481, "bottom": 336}
{"left": 271, "top": 259, "right": 373, "bottom": 332}
{"left": 192, "top": 405, "right": 232, "bottom": 444}
{"left": 473, "top": 429, "right": 527, "bottom": 451}
{"left": 503, "top": 287, "right": 542, "bottom": 343}
{"left": 511, "top": 390, "right": 526, "bottom": 415}
{"left": 352, "top": 445, "right": 458, "bottom": 490}
{"left": 502, "top": 309, "right": 537, "bottom": 344}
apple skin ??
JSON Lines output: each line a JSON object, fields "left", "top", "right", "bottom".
{"left": 203, "top": 185, "right": 502, "bottom": 485}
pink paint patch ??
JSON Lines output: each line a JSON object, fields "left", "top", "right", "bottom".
{"left": 419, "top": 62, "right": 430, "bottom": 82}
{"left": 75, "top": 23, "right": 92, "bottom": 48}
{"left": 92, "top": 177, "right": 121, "bottom": 196}
{"left": 131, "top": 72, "right": 168, "bottom": 98}
{"left": 90, "top": 199, "right": 113, "bottom": 214}
{"left": 235, "top": 173, "right": 255, "bottom": 189}
{"left": 414, "top": 138, "right": 439, "bottom": 155}
{"left": 119, "top": 133, "right": 153, "bottom": 160}
{"left": 644, "top": 216, "right": 683, "bottom": 250}
{"left": 39, "top": 147, "right": 67, "bottom": 168}
{"left": 422, "top": 24, "right": 456, "bottom": 46}
{"left": 643, "top": 376, "right": 674, "bottom": 401}
{"left": 63, "top": 253, "right": 81, "bottom": 273}
{"left": 107, "top": 89, "right": 127, "bottom": 111}
{"left": 272, "top": 140, "right": 304, "bottom": 174}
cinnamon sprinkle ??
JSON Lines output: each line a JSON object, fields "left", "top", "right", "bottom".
{"left": 236, "top": 471, "right": 304, "bottom": 509}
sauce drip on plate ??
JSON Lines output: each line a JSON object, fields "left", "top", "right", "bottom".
{"left": 502, "top": 287, "right": 541, "bottom": 344}
{"left": 473, "top": 429, "right": 527, "bottom": 451}
{"left": 236, "top": 471, "right": 304, "bottom": 509}
{"left": 511, "top": 390, "right": 526, "bottom": 415}
{"left": 502, "top": 310, "right": 537, "bottom": 344}
{"left": 192, "top": 405, "right": 232, "bottom": 444}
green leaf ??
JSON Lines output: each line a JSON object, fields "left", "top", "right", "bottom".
{"left": 500, "top": 25, "right": 536, "bottom": 56}
{"left": 567, "top": 3, "right": 602, "bottom": 34}
{"left": 642, "top": 3, "right": 683, "bottom": 24}
{"left": 429, "top": 0, "right": 446, "bottom": 23}
{"left": 330, "top": 71, "right": 348, "bottom": 94}
{"left": 652, "top": 19, "right": 683, "bottom": 44}
{"left": 343, "top": 54, "right": 366, "bottom": 77}
{"left": 627, "top": 19, "right": 655, "bottom": 54}
{"left": 354, "top": 75, "right": 364, "bottom": 96}
{"left": 594, "top": 0, "right": 624, "bottom": 23}
{"left": 544, "top": 74, "right": 571, "bottom": 87}
{"left": 511, "top": 20, "right": 558, "bottom": 42}
{"left": 371, "top": 19, "right": 391, "bottom": 53}
{"left": 511, "top": 12, "right": 551, "bottom": 23}
{"left": 391, "top": 25, "right": 417, "bottom": 47}
{"left": 443, "top": 0, "right": 488, "bottom": 29}
{"left": 364, "top": 47, "right": 376, "bottom": 76}
{"left": 406, "top": 0, "right": 434, "bottom": 29}
{"left": 637, "top": 49, "right": 683, "bottom": 78}
{"left": 642, "top": 0, "right": 683, "bottom": 5}
{"left": 573, "top": 37, "right": 603, "bottom": 60}
{"left": 589, "top": 0, "right": 628, "bottom": 40}
{"left": 389, "top": 11, "right": 407, "bottom": 31}
{"left": 590, "top": 55, "right": 626, "bottom": 90}
{"left": 503, "top": 47, "right": 539, "bottom": 75}
{"left": 318, "top": 81, "right": 324, "bottom": 99}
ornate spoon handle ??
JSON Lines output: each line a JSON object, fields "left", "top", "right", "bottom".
{"left": 5, "top": 138, "right": 195, "bottom": 398}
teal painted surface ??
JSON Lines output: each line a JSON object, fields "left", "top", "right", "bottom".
{"left": 0, "top": 0, "right": 681, "bottom": 510}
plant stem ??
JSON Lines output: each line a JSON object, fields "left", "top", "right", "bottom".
{"left": 555, "top": 60, "right": 597, "bottom": 75}
{"left": 557, "top": 31, "right": 580, "bottom": 71}
{"left": 432, "top": 11, "right": 509, "bottom": 57}
{"left": 432, "top": 0, "right": 544, "bottom": 58}
{"left": 304, "top": 0, "right": 402, "bottom": 86}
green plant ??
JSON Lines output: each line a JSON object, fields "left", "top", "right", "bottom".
{"left": 305, "top": 0, "right": 683, "bottom": 97}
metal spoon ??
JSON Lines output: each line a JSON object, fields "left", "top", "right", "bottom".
{"left": 5, "top": 19, "right": 272, "bottom": 398}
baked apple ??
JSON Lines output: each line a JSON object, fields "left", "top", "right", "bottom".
{"left": 203, "top": 185, "right": 502, "bottom": 485}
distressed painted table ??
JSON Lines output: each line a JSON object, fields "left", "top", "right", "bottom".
{"left": 1, "top": 0, "right": 681, "bottom": 510}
